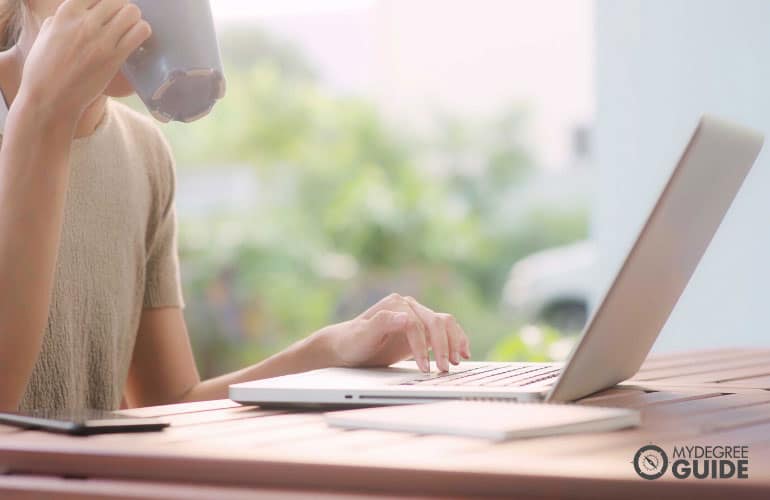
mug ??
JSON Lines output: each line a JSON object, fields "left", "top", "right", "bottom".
{"left": 122, "top": 0, "right": 226, "bottom": 123}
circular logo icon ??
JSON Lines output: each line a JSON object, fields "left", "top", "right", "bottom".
{"left": 633, "top": 445, "right": 668, "bottom": 480}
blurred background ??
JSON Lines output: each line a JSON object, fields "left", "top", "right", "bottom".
{"left": 130, "top": 0, "right": 770, "bottom": 378}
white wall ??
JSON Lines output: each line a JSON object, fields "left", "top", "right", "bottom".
{"left": 595, "top": 0, "right": 770, "bottom": 352}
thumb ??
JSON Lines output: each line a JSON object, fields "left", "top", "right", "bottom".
{"left": 363, "top": 310, "right": 410, "bottom": 338}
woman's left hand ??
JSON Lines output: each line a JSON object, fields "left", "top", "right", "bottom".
{"left": 312, "top": 293, "right": 471, "bottom": 373}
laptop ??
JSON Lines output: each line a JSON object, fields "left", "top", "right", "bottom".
{"left": 230, "top": 116, "right": 764, "bottom": 407}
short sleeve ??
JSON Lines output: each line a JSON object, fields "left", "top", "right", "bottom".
{"left": 143, "top": 141, "right": 185, "bottom": 309}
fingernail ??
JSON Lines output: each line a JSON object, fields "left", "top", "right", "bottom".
{"left": 450, "top": 352, "right": 460, "bottom": 364}
{"left": 393, "top": 312, "right": 408, "bottom": 326}
{"left": 420, "top": 356, "right": 430, "bottom": 372}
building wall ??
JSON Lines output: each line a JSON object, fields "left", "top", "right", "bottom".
{"left": 595, "top": 0, "right": 770, "bottom": 352}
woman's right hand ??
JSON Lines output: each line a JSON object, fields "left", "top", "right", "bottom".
{"left": 19, "top": 0, "right": 151, "bottom": 121}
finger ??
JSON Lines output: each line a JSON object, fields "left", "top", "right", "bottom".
{"left": 90, "top": 0, "right": 126, "bottom": 25}
{"left": 406, "top": 298, "right": 469, "bottom": 367}
{"left": 404, "top": 317, "right": 430, "bottom": 372}
{"left": 429, "top": 316, "right": 450, "bottom": 372}
{"left": 115, "top": 15, "right": 151, "bottom": 55}
{"left": 59, "top": 0, "right": 102, "bottom": 16}
{"left": 444, "top": 314, "right": 463, "bottom": 365}
{"left": 401, "top": 297, "right": 436, "bottom": 369}
{"left": 406, "top": 298, "right": 450, "bottom": 372}
{"left": 105, "top": 2, "right": 141, "bottom": 39}
{"left": 457, "top": 323, "right": 471, "bottom": 359}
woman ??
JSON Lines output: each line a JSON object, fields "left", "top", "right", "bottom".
{"left": 0, "top": 0, "right": 471, "bottom": 412}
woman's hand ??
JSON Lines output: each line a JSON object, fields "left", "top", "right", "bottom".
{"left": 134, "top": 295, "right": 473, "bottom": 405}
{"left": 313, "top": 293, "right": 471, "bottom": 373}
{"left": 19, "top": 0, "right": 151, "bottom": 121}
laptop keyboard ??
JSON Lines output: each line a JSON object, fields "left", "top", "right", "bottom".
{"left": 399, "top": 364, "right": 561, "bottom": 387}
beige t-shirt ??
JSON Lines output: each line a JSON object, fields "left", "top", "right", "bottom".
{"left": 0, "top": 98, "right": 184, "bottom": 411}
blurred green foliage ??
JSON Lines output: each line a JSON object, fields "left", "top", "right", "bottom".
{"left": 487, "top": 324, "right": 579, "bottom": 363}
{"left": 157, "top": 26, "right": 588, "bottom": 377}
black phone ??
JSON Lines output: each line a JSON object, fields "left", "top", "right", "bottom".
{"left": 0, "top": 409, "right": 169, "bottom": 436}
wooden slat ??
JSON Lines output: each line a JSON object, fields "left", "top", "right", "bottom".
{"left": 666, "top": 364, "right": 770, "bottom": 383}
{"left": 577, "top": 388, "right": 647, "bottom": 404}
{"left": 0, "top": 475, "right": 440, "bottom": 500}
{"left": 671, "top": 419, "right": 770, "bottom": 450}
{"left": 157, "top": 413, "right": 318, "bottom": 445}
{"left": 629, "top": 355, "right": 770, "bottom": 382}
{"left": 178, "top": 420, "right": 340, "bottom": 450}
{"left": 578, "top": 390, "right": 718, "bottom": 409}
{"left": 618, "top": 382, "right": 770, "bottom": 393}
{"left": 120, "top": 399, "right": 240, "bottom": 418}
{"left": 636, "top": 348, "right": 764, "bottom": 371}
{"left": 697, "top": 403, "right": 770, "bottom": 434}
{"left": 82, "top": 408, "right": 292, "bottom": 446}
{"left": 525, "top": 418, "right": 770, "bottom": 484}
{"left": 256, "top": 429, "right": 414, "bottom": 456}
{"left": 640, "top": 391, "right": 770, "bottom": 418}
{"left": 577, "top": 387, "right": 644, "bottom": 402}
{"left": 148, "top": 405, "right": 266, "bottom": 426}
{"left": 716, "top": 375, "right": 770, "bottom": 389}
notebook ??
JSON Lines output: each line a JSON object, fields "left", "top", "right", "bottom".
{"left": 324, "top": 401, "right": 640, "bottom": 442}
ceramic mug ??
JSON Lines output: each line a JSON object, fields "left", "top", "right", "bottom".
{"left": 122, "top": 0, "right": 226, "bottom": 123}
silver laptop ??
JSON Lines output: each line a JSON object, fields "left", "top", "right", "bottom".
{"left": 230, "top": 116, "right": 764, "bottom": 407}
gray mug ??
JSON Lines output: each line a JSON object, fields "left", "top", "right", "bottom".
{"left": 122, "top": 0, "right": 226, "bottom": 123}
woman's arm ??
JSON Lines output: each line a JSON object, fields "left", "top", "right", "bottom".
{"left": 0, "top": 95, "right": 79, "bottom": 411}
{"left": 124, "top": 307, "right": 329, "bottom": 406}
{"left": 0, "top": 0, "right": 150, "bottom": 411}
{"left": 125, "top": 294, "right": 471, "bottom": 407}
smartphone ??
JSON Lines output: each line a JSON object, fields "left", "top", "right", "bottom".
{"left": 0, "top": 409, "right": 169, "bottom": 436}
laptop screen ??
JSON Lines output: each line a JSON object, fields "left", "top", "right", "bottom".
{"left": 547, "top": 116, "right": 764, "bottom": 403}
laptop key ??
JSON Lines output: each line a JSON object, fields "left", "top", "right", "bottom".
{"left": 516, "top": 371, "right": 561, "bottom": 386}
{"left": 412, "top": 365, "right": 525, "bottom": 386}
{"left": 408, "top": 366, "right": 484, "bottom": 382}
{"left": 446, "top": 365, "right": 554, "bottom": 387}
{"left": 429, "top": 364, "right": 546, "bottom": 386}
{"left": 403, "top": 365, "right": 499, "bottom": 385}
{"left": 482, "top": 367, "right": 561, "bottom": 387}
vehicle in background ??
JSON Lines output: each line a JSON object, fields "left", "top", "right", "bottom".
{"left": 502, "top": 240, "right": 596, "bottom": 332}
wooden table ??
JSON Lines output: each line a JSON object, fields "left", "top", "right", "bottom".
{"left": 2, "top": 348, "right": 770, "bottom": 499}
